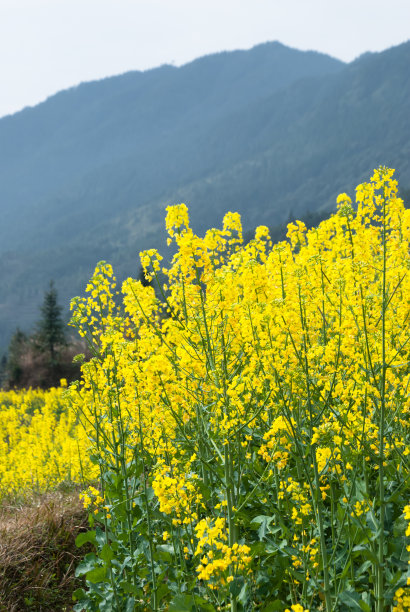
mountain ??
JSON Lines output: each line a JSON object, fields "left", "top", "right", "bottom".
{"left": 0, "top": 40, "right": 409, "bottom": 350}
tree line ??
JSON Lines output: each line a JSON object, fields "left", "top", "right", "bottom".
{"left": 0, "top": 282, "right": 87, "bottom": 389}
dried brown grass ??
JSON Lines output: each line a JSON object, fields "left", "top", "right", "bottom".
{"left": 0, "top": 487, "right": 89, "bottom": 611}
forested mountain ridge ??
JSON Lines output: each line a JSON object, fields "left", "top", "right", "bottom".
{"left": 0, "top": 42, "right": 343, "bottom": 251}
{"left": 0, "top": 40, "right": 409, "bottom": 350}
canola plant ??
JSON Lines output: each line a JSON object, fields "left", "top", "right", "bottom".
{"left": 69, "top": 168, "right": 410, "bottom": 611}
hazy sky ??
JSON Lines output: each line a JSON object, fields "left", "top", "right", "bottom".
{"left": 1, "top": 0, "right": 409, "bottom": 119}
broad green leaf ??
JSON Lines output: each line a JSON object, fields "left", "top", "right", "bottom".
{"left": 120, "top": 580, "right": 139, "bottom": 595}
{"left": 169, "top": 593, "right": 215, "bottom": 612}
{"left": 157, "top": 543, "right": 175, "bottom": 559}
{"left": 194, "top": 597, "right": 217, "bottom": 612}
{"left": 75, "top": 530, "right": 96, "bottom": 548}
{"left": 339, "top": 589, "right": 362, "bottom": 610}
{"left": 352, "top": 545, "right": 379, "bottom": 564}
{"left": 86, "top": 566, "right": 107, "bottom": 583}
{"left": 100, "top": 543, "right": 114, "bottom": 564}
{"left": 169, "top": 593, "right": 195, "bottom": 612}
{"left": 75, "top": 553, "right": 98, "bottom": 577}
{"left": 72, "top": 588, "right": 86, "bottom": 602}
{"left": 229, "top": 576, "right": 244, "bottom": 597}
{"left": 156, "top": 582, "right": 170, "bottom": 603}
{"left": 96, "top": 526, "right": 106, "bottom": 547}
{"left": 366, "top": 510, "right": 381, "bottom": 537}
{"left": 238, "top": 581, "right": 250, "bottom": 606}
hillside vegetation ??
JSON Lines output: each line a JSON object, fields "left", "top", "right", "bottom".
{"left": 1, "top": 41, "right": 410, "bottom": 348}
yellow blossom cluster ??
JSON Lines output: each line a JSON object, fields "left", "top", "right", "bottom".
{"left": 196, "top": 542, "right": 252, "bottom": 585}
{"left": 80, "top": 485, "right": 104, "bottom": 509}
{"left": 152, "top": 458, "right": 203, "bottom": 523}
{"left": 258, "top": 415, "right": 294, "bottom": 468}
{"left": 194, "top": 517, "right": 251, "bottom": 585}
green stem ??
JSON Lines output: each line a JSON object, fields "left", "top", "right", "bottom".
{"left": 224, "top": 443, "right": 237, "bottom": 612}
{"left": 376, "top": 180, "right": 388, "bottom": 612}
{"left": 99, "top": 464, "right": 121, "bottom": 609}
{"left": 312, "top": 449, "right": 332, "bottom": 611}
{"left": 138, "top": 406, "right": 158, "bottom": 611}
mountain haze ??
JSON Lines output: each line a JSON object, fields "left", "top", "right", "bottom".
{"left": 1, "top": 40, "right": 409, "bottom": 349}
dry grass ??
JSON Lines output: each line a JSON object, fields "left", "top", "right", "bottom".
{"left": 0, "top": 486, "right": 89, "bottom": 611}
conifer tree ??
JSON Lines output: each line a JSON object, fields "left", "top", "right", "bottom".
{"left": 36, "top": 281, "right": 67, "bottom": 365}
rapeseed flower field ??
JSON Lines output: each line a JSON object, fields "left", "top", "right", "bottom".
{"left": 0, "top": 385, "right": 97, "bottom": 498}
{"left": 1, "top": 168, "right": 409, "bottom": 610}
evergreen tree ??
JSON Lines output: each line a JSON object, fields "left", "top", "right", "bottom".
{"left": 36, "top": 281, "right": 67, "bottom": 365}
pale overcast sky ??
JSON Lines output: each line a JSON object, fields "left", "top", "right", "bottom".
{"left": 1, "top": 0, "right": 409, "bottom": 119}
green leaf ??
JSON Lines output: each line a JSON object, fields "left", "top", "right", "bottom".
{"left": 229, "top": 576, "right": 244, "bottom": 597}
{"left": 339, "top": 557, "right": 352, "bottom": 580}
{"left": 158, "top": 543, "right": 175, "bottom": 554}
{"left": 157, "top": 543, "right": 175, "bottom": 561}
{"left": 355, "top": 560, "right": 372, "bottom": 577}
{"left": 238, "top": 581, "right": 250, "bottom": 606}
{"left": 96, "top": 526, "right": 106, "bottom": 547}
{"left": 98, "top": 595, "right": 116, "bottom": 612}
{"left": 194, "top": 597, "right": 216, "bottom": 612}
{"left": 120, "top": 580, "right": 139, "bottom": 594}
{"left": 169, "top": 593, "right": 194, "bottom": 612}
{"left": 339, "top": 589, "right": 362, "bottom": 609}
{"left": 125, "top": 597, "right": 136, "bottom": 612}
{"left": 361, "top": 591, "right": 371, "bottom": 608}
{"left": 75, "top": 553, "right": 98, "bottom": 577}
{"left": 366, "top": 510, "right": 381, "bottom": 537}
{"left": 72, "top": 588, "right": 86, "bottom": 602}
{"left": 86, "top": 565, "right": 107, "bottom": 583}
{"left": 352, "top": 545, "right": 379, "bottom": 564}
{"left": 100, "top": 543, "right": 114, "bottom": 564}
{"left": 390, "top": 556, "right": 410, "bottom": 572}
{"left": 169, "top": 593, "right": 215, "bottom": 612}
{"left": 75, "top": 530, "right": 96, "bottom": 548}
{"left": 156, "top": 582, "right": 170, "bottom": 603}
{"left": 251, "top": 515, "right": 274, "bottom": 540}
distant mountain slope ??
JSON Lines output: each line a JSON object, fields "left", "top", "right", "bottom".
{"left": 0, "top": 42, "right": 343, "bottom": 251}
{"left": 0, "top": 40, "right": 409, "bottom": 350}
{"left": 162, "top": 40, "right": 410, "bottom": 230}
